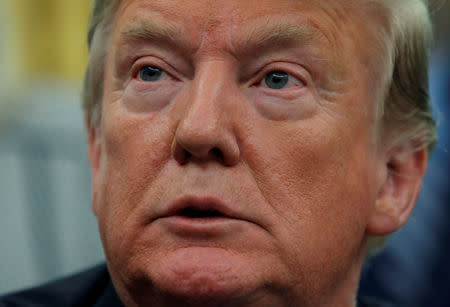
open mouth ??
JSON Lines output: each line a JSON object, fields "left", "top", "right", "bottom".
{"left": 177, "top": 207, "right": 224, "bottom": 218}
{"left": 159, "top": 198, "right": 247, "bottom": 233}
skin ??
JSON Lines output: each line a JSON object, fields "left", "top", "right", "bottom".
{"left": 87, "top": 0, "right": 428, "bottom": 306}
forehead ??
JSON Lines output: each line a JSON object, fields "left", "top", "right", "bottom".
{"left": 115, "top": 0, "right": 364, "bottom": 23}
{"left": 112, "top": 0, "right": 372, "bottom": 53}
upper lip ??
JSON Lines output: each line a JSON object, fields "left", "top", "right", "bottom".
{"left": 159, "top": 195, "right": 241, "bottom": 220}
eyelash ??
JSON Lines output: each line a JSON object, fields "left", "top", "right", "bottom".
{"left": 130, "top": 58, "right": 177, "bottom": 82}
{"left": 129, "top": 59, "right": 308, "bottom": 89}
{"left": 132, "top": 65, "right": 161, "bottom": 80}
{"left": 254, "top": 65, "right": 307, "bottom": 88}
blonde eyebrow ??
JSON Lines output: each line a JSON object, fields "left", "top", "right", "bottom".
{"left": 231, "top": 20, "right": 329, "bottom": 56}
{"left": 120, "top": 18, "right": 188, "bottom": 47}
{"left": 118, "top": 17, "right": 330, "bottom": 61}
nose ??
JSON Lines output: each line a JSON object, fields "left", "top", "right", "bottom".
{"left": 172, "top": 61, "right": 240, "bottom": 166}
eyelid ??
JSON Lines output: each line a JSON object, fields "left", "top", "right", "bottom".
{"left": 252, "top": 63, "right": 309, "bottom": 88}
{"left": 130, "top": 57, "right": 180, "bottom": 81}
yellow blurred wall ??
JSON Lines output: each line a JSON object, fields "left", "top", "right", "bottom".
{"left": 5, "top": 0, "right": 92, "bottom": 83}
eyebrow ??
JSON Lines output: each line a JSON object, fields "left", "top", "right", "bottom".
{"left": 240, "top": 21, "right": 326, "bottom": 50}
{"left": 118, "top": 17, "right": 329, "bottom": 60}
{"left": 119, "top": 18, "right": 191, "bottom": 50}
{"left": 233, "top": 21, "right": 330, "bottom": 61}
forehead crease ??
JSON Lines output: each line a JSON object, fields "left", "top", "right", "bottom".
{"left": 231, "top": 18, "right": 329, "bottom": 54}
{"left": 113, "top": 0, "right": 370, "bottom": 69}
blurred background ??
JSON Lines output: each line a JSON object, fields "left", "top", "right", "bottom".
{"left": 0, "top": 0, "right": 448, "bottom": 306}
{"left": 0, "top": 0, "right": 105, "bottom": 295}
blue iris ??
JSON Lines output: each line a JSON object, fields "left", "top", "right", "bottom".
{"left": 264, "top": 71, "right": 289, "bottom": 89}
{"left": 139, "top": 66, "right": 163, "bottom": 82}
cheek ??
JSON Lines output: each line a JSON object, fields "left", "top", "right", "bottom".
{"left": 101, "top": 92, "right": 173, "bottom": 170}
{"left": 122, "top": 81, "right": 182, "bottom": 113}
{"left": 248, "top": 89, "right": 318, "bottom": 122}
{"left": 244, "top": 117, "right": 376, "bottom": 268}
{"left": 95, "top": 102, "right": 174, "bottom": 246}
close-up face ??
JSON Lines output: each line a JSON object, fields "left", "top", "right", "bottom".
{"left": 89, "top": 0, "right": 390, "bottom": 306}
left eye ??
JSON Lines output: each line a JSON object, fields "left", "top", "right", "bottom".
{"left": 138, "top": 66, "right": 164, "bottom": 82}
{"left": 263, "top": 71, "right": 303, "bottom": 89}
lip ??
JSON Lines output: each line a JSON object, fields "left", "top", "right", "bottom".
{"left": 155, "top": 195, "right": 249, "bottom": 236}
{"left": 160, "top": 195, "right": 240, "bottom": 219}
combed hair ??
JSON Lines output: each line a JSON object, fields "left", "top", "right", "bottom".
{"left": 83, "top": 0, "right": 120, "bottom": 129}
{"left": 81, "top": 0, "right": 437, "bottom": 253}
{"left": 376, "top": 0, "right": 436, "bottom": 152}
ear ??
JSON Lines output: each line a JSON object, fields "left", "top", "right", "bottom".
{"left": 86, "top": 118, "right": 102, "bottom": 217}
{"left": 367, "top": 146, "right": 428, "bottom": 236}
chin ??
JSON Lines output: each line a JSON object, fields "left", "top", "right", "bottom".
{"left": 115, "top": 247, "right": 269, "bottom": 307}
{"left": 160, "top": 248, "right": 258, "bottom": 300}
{"left": 153, "top": 273, "right": 248, "bottom": 305}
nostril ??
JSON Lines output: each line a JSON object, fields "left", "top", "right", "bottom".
{"left": 209, "top": 147, "right": 224, "bottom": 161}
{"left": 183, "top": 150, "right": 192, "bottom": 161}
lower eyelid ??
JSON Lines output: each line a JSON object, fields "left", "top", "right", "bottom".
{"left": 289, "top": 78, "right": 305, "bottom": 88}
{"left": 256, "top": 68, "right": 307, "bottom": 86}
{"left": 129, "top": 79, "right": 179, "bottom": 95}
{"left": 262, "top": 85, "right": 306, "bottom": 95}
{"left": 260, "top": 77, "right": 305, "bottom": 90}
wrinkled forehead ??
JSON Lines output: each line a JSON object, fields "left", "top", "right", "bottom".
{"left": 107, "top": 0, "right": 389, "bottom": 102}
{"left": 112, "top": 0, "right": 377, "bottom": 49}
{"left": 108, "top": 0, "right": 385, "bottom": 91}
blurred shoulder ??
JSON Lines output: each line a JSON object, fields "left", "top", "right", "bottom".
{"left": 357, "top": 296, "right": 404, "bottom": 307}
{"left": 0, "top": 264, "right": 120, "bottom": 307}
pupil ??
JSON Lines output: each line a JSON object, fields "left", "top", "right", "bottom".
{"left": 265, "top": 71, "right": 289, "bottom": 89}
{"left": 139, "top": 66, "right": 163, "bottom": 82}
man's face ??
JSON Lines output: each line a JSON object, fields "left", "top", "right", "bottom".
{"left": 90, "top": 0, "right": 385, "bottom": 305}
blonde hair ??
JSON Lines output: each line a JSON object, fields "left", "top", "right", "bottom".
{"left": 82, "top": 0, "right": 119, "bottom": 129}
{"left": 377, "top": 0, "right": 436, "bottom": 152}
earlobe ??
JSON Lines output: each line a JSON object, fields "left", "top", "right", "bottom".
{"left": 367, "top": 146, "right": 428, "bottom": 236}
{"left": 86, "top": 118, "right": 102, "bottom": 216}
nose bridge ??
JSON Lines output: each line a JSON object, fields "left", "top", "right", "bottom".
{"left": 186, "top": 60, "right": 232, "bottom": 124}
{"left": 172, "top": 59, "right": 240, "bottom": 165}
{"left": 178, "top": 58, "right": 236, "bottom": 137}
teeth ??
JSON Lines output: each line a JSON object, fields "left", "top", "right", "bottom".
{"left": 179, "top": 207, "right": 222, "bottom": 218}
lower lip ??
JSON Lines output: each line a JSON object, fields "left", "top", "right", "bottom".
{"left": 157, "top": 215, "right": 245, "bottom": 236}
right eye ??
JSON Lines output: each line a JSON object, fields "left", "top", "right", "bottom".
{"left": 262, "top": 70, "right": 304, "bottom": 90}
{"left": 138, "top": 65, "right": 165, "bottom": 82}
